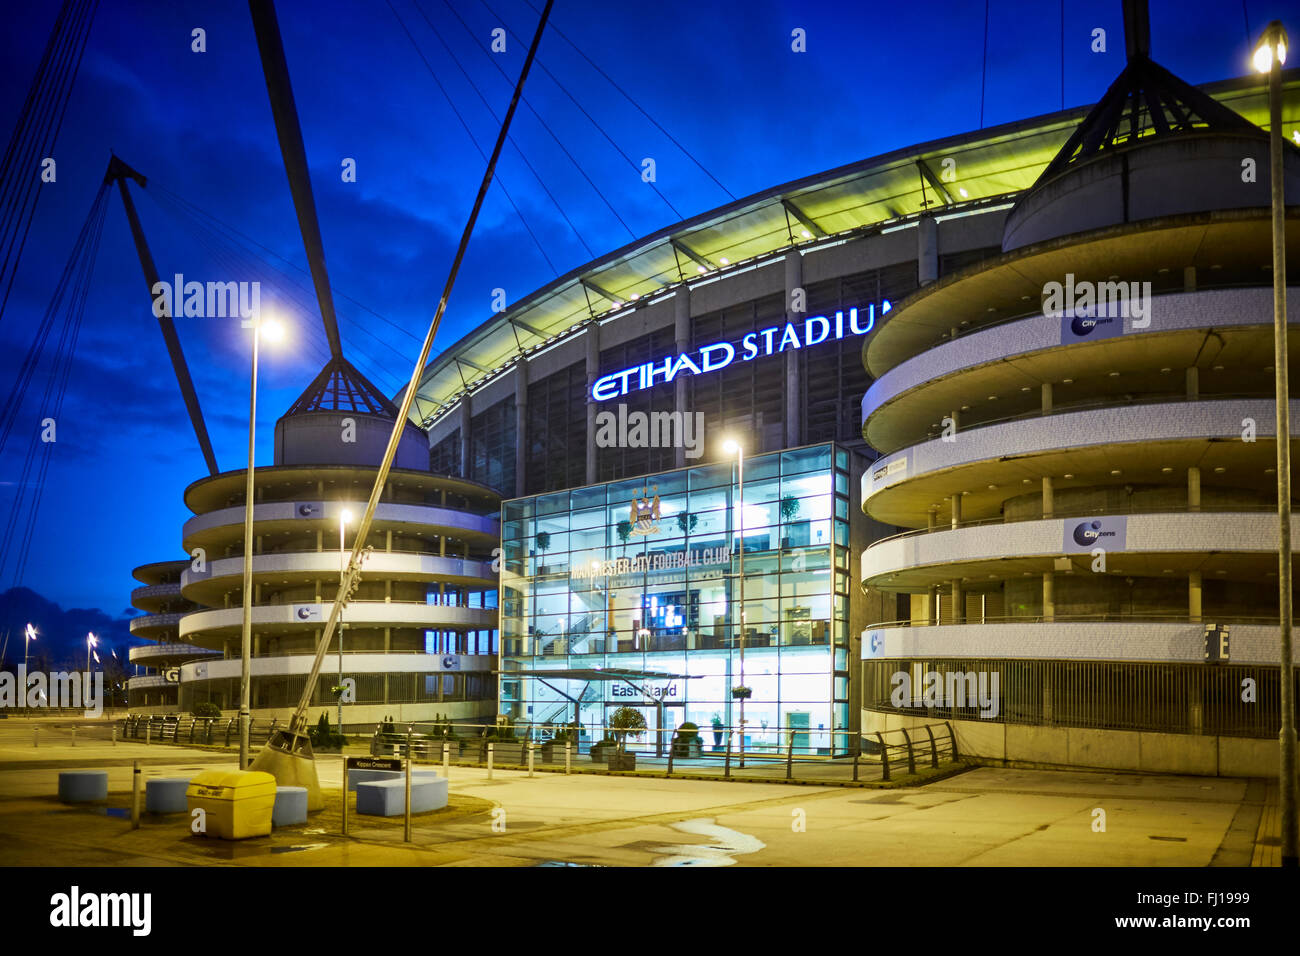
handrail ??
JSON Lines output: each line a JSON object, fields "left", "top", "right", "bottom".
{"left": 865, "top": 613, "right": 1283, "bottom": 628}
{"left": 868, "top": 504, "right": 1281, "bottom": 549}
{"left": 879, "top": 390, "right": 1285, "bottom": 451}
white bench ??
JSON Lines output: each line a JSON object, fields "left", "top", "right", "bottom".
{"left": 58, "top": 770, "right": 107, "bottom": 803}
{"left": 273, "top": 786, "right": 308, "bottom": 826}
{"left": 354, "top": 775, "right": 448, "bottom": 816}
{"left": 145, "top": 777, "right": 192, "bottom": 813}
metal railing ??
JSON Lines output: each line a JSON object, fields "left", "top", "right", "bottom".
{"left": 868, "top": 503, "right": 1281, "bottom": 550}
{"left": 866, "top": 612, "right": 1284, "bottom": 628}
{"left": 119, "top": 713, "right": 280, "bottom": 747}
{"left": 889, "top": 389, "right": 1281, "bottom": 451}
{"left": 367, "top": 720, "right": 961, "bottom": 785}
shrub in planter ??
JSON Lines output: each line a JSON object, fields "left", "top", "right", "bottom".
{"left": 731, "top": 685, "right": 752, "bottom": 699}
{"left": 309, "top": 712, "right": 348, "bottom": 751}
{"left": 191, "top": 701, "right": 221, "bottom": 719}
{"left": 609, "top": 706, "right": 646, "bottom": 751}
{"left": 590, "top": 734, "right": 618, "bottom": 762}
{"left": 673, "top": 722, "right": 701, "bottom": 758}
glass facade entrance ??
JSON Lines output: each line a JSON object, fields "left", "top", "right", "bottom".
{"left": 500, "top": 442, "right": 855, "bottom": 755}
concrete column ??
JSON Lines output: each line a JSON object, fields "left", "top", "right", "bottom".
{"left": 950, "top": 578, "right": 964, "bottom": 624}
{"left": 1041, "top": 382, "right": 1053, "bottom": 413}
{"left": 459, "top": 397, "right": 472, "bottom": 480}
{"left": 1042, "top": 476, "right": 1054, "bottom": 518}
{"left": 1188, "top": 466, "right": 1201, "bottom": 512}
{"left": 927, "top": 509, "right": 937, "bottom": 531}
{"left": 1042, "top": 572, "right": 1055, "bottom": 622}
{"left": 784, "top": 251, "right": 803, "bottom": 449}
{"left": 585, "top": 322, "right": 601, "bottom": 485}
{"left": 1189, "top": 571, "right": 1203, "bottom": 623}
{"left": 1185, "top": 367, "right": 1199, "bottom": 400}
{"left": 918, "top": 215, "right": 939, "bottom": 286}
{"left": 674, "top": 288, "right": 691, "bottom": 468}
{"left": 1183, "top": 265, "right": 1197, "bottom": 293}
{"left": 950, "top": 494, "right": 962, "bottom": 530}
{"left": 514, "top": 361, "right": 528, "bottom": 497}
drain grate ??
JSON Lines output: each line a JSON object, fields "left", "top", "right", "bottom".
{"left": 1148, "top": 835, "right": 1188, "bottom": 842}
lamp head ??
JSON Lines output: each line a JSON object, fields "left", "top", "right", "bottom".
{"left": 722, "top": 438, "right": 741, "bottom": 455}
{"left": 1254, "top": 20, "right": 1288, "bottom": 72}
{"left": 340, "top": 509, "right": 354, "bottom": 525}
{"left": 259, "top": 318, "right": 285, "bottom": 343}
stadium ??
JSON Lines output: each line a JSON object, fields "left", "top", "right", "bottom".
{"left": 123, "top": 6, "right": 1300, "bottom": 773}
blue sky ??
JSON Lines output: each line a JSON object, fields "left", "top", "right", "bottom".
{"left": 0, "top": 0, "right": 1296, "bottom": 635}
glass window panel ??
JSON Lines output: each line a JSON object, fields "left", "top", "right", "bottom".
{"left": 535, "top": 491, "right": 569, "bottom": 516}
{"left": 781, "top": 445, "right": 830, "bottom": 475}
{"left": 570, "top": 485, "right": 606, "bottom": 511}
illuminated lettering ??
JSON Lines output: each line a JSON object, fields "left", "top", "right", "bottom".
{"left": 589, "top": 299, "right": 889, "bottom": 400}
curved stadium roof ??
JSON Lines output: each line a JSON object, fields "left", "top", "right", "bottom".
{"left": 407, "top": 71, "right": 1298, "bottom": 430}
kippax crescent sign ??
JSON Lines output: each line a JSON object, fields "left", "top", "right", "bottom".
{"left": 591, "top": 301, "right": 890, "bottom": 401}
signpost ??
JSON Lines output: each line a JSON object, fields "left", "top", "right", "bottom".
{"left": 343, "top": 755, "right": 402, "bottom": 836}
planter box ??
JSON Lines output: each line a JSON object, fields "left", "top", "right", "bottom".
{"left": 590, "top": 744, "right": 616, "bottom": 763}
{"left": 607, "top": 752, "right": 636, "bottom": 771}
{"left": 541, "top": 742, "right": 574, "bottom": 762}
{"left": 672, "top": 737, "right": 703, "bottom": 758}
{"left": 487, "top": 742, "right": 526, "bottom": 764}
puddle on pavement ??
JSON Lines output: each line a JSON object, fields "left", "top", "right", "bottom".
{"left": 535, "top": 860, "right": 599, "bottom": 866}
{"left": 648, "top": 819, "right": 765, "bottom": 866}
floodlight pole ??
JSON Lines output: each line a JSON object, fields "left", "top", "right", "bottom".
{"left": 338, "top": 512, "right": 346, "bottom": 734}
{"left": 239, "top": 318, "right": 264, "bottom": 770}
{"left": 736, "top": 444, "right": 745, "bottom": 769}
{"left": 1265, "top": 42, "right": 1298, "bottom": 868}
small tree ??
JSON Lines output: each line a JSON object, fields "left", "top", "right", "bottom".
{"left": 780, "top": 495, "right": 801, "bottom": 522}
{"left": 609, "top": 706, "right": 647, "bottom": 753}
{"left": 675, "top": 512, "right": 698, "bottom": 536}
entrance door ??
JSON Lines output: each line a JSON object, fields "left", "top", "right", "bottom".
{"left": 607, "top": 703, "right": 660, "bottom": 755}
{"left": 786, "top": 711, "right": 811, "bottom": 756}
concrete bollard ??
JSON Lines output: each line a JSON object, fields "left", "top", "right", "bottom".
{"left": 527, "top": 742, "right": 535, "bottom": 778}
{"left": 33, "top": 725, "right": 38, "bottom": 748}
{"left": 131, "top": 761, "right": 140, "bottom": 830}
{"left": 71, "top": 727, "right": 76, "bottom": 748}
{"left": 442, "top": 742, "right": 450, "bottom": 780}
{"left": 565, "top": 742, "right": 571, "bottom": 775}
{"left": 487, "top": 742, "right": 494, "bottom": 781}
{"left": 112, "top": 726, "right": 117, "bottom": 747}
{"left": 145, "top": 724, "right": 150, "bottom": 746}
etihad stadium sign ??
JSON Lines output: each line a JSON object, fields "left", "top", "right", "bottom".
{"left": 591, "top": 301, "right": 890, "bottom": 401}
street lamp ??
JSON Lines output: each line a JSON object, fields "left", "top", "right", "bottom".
{"left": 723, "top": 437, "right": 746, "bottom": 768}
{"left": 338, "top": 508, "right": 353, "bottom": 734}
{"left": 239, "top": 315, "right": 284, "bottom": 770}
{"left": 85, "top": 633, "right": 97, "bottom": 676}
{"left": 1254, "top": 18, "right": 1297, "bottom": 869}
{"left": 23, "top": 623, "right": 35, "bottom": 711}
